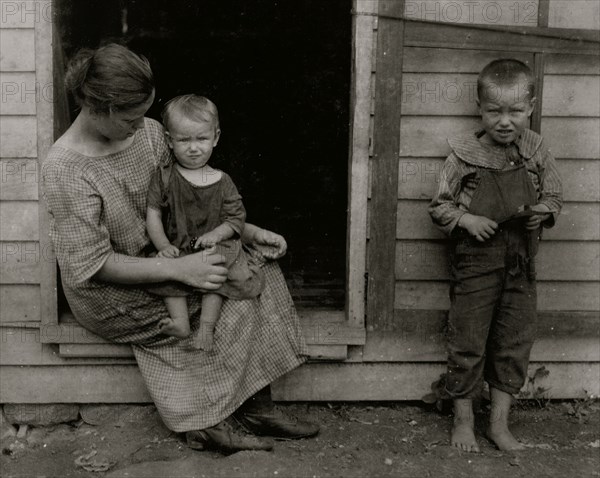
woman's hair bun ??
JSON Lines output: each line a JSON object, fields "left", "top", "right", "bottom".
{"left": 63, "top": 44, "right": 154, "bottom": 114}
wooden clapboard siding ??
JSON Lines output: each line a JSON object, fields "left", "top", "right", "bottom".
{"left": 0, "top": 284, "right": 40, "bottom": 321}
{"left": 541, "top": 118, "right": 600, "bottom": 158}
{"left": 273, "top": 362, "right": 600, "bottom": 401}
{"left": 0, "top": 201, "right": 39, "bottom": 240}
{"left": 0, "top": 29, "right": 35, "bottom": 70}
{"left": 0, "top": 1, "right": 44, "bottom": 29}
{"left": 395, "top": 281, "right": 600, "bottom": 311}
{"left": 392, "top": 200, "right": 599, "bottom": 241}
{"left": 395, "top": 241, "right": 600, "bottom": 281}
{"left": 399, "top": 116, "right": 480, "bottom": 157}
{"left": 542, "top": 75, "right": 600, "bottom": 117}
{"left": 1, "top": 361, "right": 597, "bottom": 403}
{"left": 548, "top": 0, "right": 600, "bottom": 30}
{"left": 394, "top": 158, "right": 600, "bottom": 202}
{"left": 545, "top": 53, "right": 600, "bottom": 75}
{"left": 0, "top": 117, "right": 37, "bottom": 157}
{"left": 403, "top": 48, "right": 533, "bottom": 73}
{"left": 0, "top": 241, "right": 41, "bottom": 283}
{"left": 0, "top": 159, "right": 39, "bottom": 200}
{"left": 0, "top": 72, "right": 38, "bottom": 114}
{"left": 403, "top": 0, "right": 540, "bottom": 27}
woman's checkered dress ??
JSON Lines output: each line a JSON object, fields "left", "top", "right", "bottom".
{"left": 42, "top": 118, "right": 307, "bottom": 432}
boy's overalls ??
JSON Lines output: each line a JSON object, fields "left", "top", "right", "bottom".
{"left": 445, "top": 144, "right": 540, "bottom": 398}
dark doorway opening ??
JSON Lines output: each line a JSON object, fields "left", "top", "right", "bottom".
{"left": 56, "top": 0, "right": 351, "bottom": 309}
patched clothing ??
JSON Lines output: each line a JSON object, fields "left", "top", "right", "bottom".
{"left": 429, "top": 129, "right": 563, "bottom": 397}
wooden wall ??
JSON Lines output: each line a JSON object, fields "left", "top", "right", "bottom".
{"left": 1, "top": 0, "right": 598, "bottom": 403}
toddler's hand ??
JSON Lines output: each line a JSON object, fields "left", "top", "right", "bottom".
{"left": 194, "top": 232, "right": 221, "bottom": 249}
{"left": 525, "top": 204, "right": 551, "bottom": 231}
{"left": 459, "top": 214, "right": 498, "bottom": 242}
{"left": 254, "top": 228, "right": 287, "bottom": 259}
{"left": 157, "top": 245, "right": 180, "bottom": 258}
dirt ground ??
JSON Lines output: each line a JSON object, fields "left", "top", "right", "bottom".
{"left": 1, "top": 400, "right": 598, "bottom": 478}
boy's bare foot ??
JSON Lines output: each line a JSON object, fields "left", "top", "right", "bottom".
{"left": 451, "top": 399, "right": 480, "bottom": 452}
{"left": 487, "top": 422, "right": 526, "bottom": 451}
{"left": 158, "top": 318, "right": 190, "bottom": 338}
{"left": 452, "top": 420, "right": 480, "bottom": 452}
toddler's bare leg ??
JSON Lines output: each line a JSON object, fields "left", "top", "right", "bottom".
{"left": 487, "top": 387, "right": 526, "bottom": 451}
{"left": 193, "top": 293, "right": 222, "bottom": 351}
{"left": 159, "top": 297, "right": 191, "bottom": 338}
{"left": 451, "top": 398, "right": 480, "bottom": 452}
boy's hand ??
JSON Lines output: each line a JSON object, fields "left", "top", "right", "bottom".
{"left": 157, "top": 245, "right": 180, "bottom": 258}
{"left": 459, "top": 213, "right": 498, "bottom": 242}
{"left": 254, "top": 228, "right": 287, "bottom": 259}
{"left": 525, "top": 204, "right": 551, "bottom": 230}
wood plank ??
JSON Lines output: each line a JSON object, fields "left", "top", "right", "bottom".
{"left": 530, "top": 52, "right": 544, "bottom": 133}
{"left": 34, "top": 0, "right": 58, "bottom": 337}
{"left": 272, "top": 362, "right": 600, "bottom": 400}
{"left": 400, "top": 116, "right": 479, "bottom": 157}
{"left": 541, "top": 118, "right": 600, "bottom": 159}
{"left": 42, "top": 311, "right": 366, "bottom": 346}
{"left": 0, "top": 241, "right": 40, "bottom": 283}
{"left": 395, "top": 280, "right": 600, "bottom": 311}
{"left": 0, "top": 116, "right": 37, "bottom": 157}
{"left": 403, "top": 47, "right": 533, "bottom": 73}
{"left": 0, "top": 365, "right": 152, "bottom": 403}
{"left": 0, "top": 159, "right": 39, "bottom": 200}
{"left": 0, "top": 284, "right": 39, "bottom": 321}
{"left": 403, "top": 0, "right": 540, "bottom": 27}
{"left": 537, "top": 0, "right": 549, "bottom": 28}
{"left": 395, "top": 200, "right": 600, "bottom": 241}
{"left": 366, "top": 0, "right": 405, "bottom": 330}
{"left": 396, "top": 158, "right": 600, "bottom": 202}
{"left": 361, "top": 333, "right": 600, "bottom": 362}
{"left": 545, "top": 53, "right": 600, "bottom": 75}
{"left": 543, "top": 75, "right": 600, "bottom": 117}
{"left": 395, "top": 240, "right": 600, "bottom": 281}
{"left": 0, "top": 201, "right": 38, "bottom": 240}
{"left": 0, "top": 29, "right": 34, "bottom": 70}
{"left": 1, "top": 362, "right": 597, "bottom": 403}
{"left": 0, "top": 1, "right": 45, "bottom": 28}
{"left": 0, "top": 72, "right": 37, "bottom": 114}
{"left": 346, "top": 0, "right": 377, "bottom": 327}
{"left": 548, "top": 0, "right": 600, "bottom": 30}
{"left": 401, "top": 73, "right": 479, "bottom": 116}
{"left": 404, "top": 19, "right": 600, "bottom": 54}
{"left": 0, "top": 329, "right": 136, "bottom": 365}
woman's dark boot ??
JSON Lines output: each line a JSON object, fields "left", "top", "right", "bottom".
{"left": 234, "top": 386, "right": 320, "bottom": 439}
{"left": 186, "top": 417, "right": 273, "bottom": 453}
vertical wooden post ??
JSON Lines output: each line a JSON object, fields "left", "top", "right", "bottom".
{"left": 367, "top": 0, "right": 404, "bottom": 330}
{"left": 37, "top": 3, "right": 58, "bottom": 336}
{"left": 538, "top": 0, "right": 550, "bottom": 28}
{"left": 531, "top": 52, "right": 545, "bottom": 134}
{"left": 346, "top": 0, "right": 377, "bottom": 328}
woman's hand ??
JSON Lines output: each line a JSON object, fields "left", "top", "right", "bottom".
{"left": 174, "top": 249, "right": 228, "bottom": 290}
{"left": 459, "top": 213, "right": 498, "bottom": 242}
{"left": 525, "top": 204, "right": 551, "bottom": 231}
{"left": 253, "top": 228, "right": 288, "bottom": 260}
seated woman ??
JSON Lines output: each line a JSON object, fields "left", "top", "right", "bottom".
{"left": 42, "top": 43, "right": 319, "bottom": 454}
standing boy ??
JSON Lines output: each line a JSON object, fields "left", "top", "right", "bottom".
{"left": 429, "top": 59, "right": 562, "bottom": 452}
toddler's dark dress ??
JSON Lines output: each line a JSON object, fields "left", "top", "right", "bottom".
{"left": 146, "top": 163, "right": 264, "bottom": 299}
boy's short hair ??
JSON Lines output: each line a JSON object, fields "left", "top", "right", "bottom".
{"left": 477, "top": 59, "right": 535, "bottom": 101}
{"left": 161, "top": 94, "right": 220, "bottom": 132}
